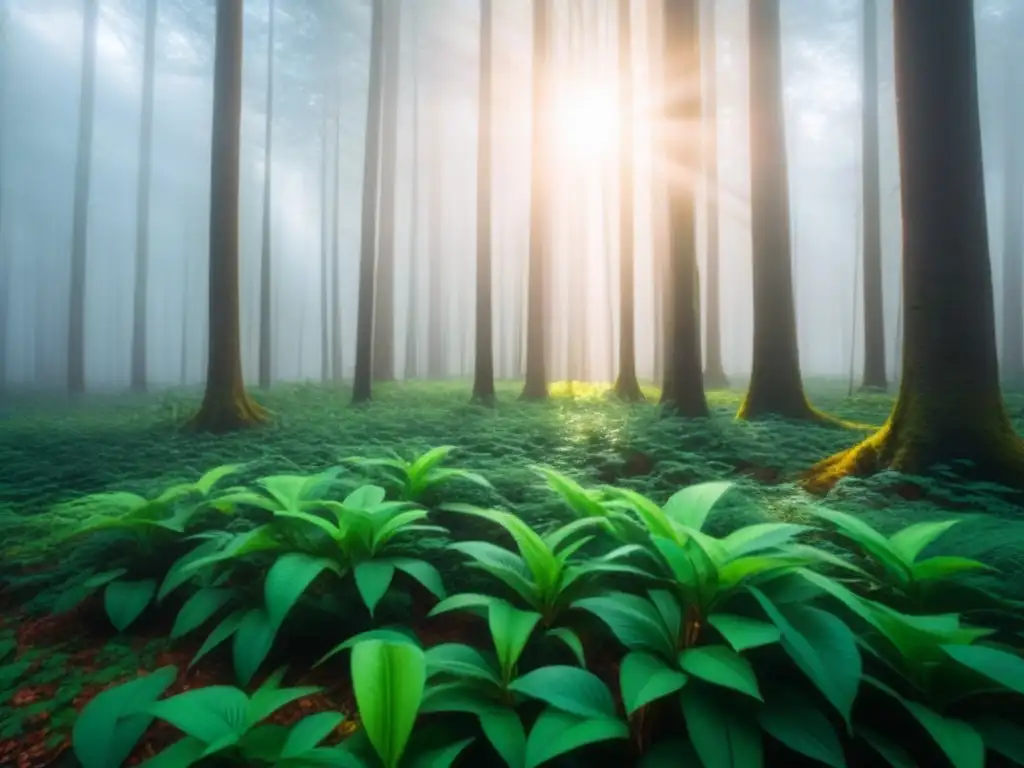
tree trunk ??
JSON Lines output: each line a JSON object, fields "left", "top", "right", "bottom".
{"left": 807, "top": 0, "right": 1024, "bottom": 491}
{"left": 130, "top": 0, "right": 158, "bottom": 393}
{"left": 373, "top": 0, "right": 402, "bottom": 383}
{"left": 319, "top": 96, "right": 331, "bottom": 383}
{"left": 352, "top": 0, "right": 386, "bottom": 404}
{"left": 702, "top": 0, "right": 728, "bottom": 390}
{"left": 67, "top": 0, "right": 100, "bottom": 395}
{"left": 188, "top": 0, "right": 266, "bottom": 432}
{"left": 405, "top": 34, "right": 421, "bottom": 380}
{"left": 0, "top": 10, "right": 9, "bottom": 391}
{"left": 1001, "top": 43, "right": 1023, "bottom": 383}
{"left": 737, "top": 0, "right": 821, "bottom": 421}
{"left": 859, "top": 0, "right": 887, "bottom": 391}
{"left": 521, "top": 0, "right": 549, "bottom": 400}
{"left": 330, "top": 81, "right": 344, "bottom": 383}
{"left": 427, "top": 111, "right": 446, "bottom": 380}
{"left": 471, "top": 0, "right": 496, "bottom": 405}
{"left": 257, "top": 0, "right": 276, "bottom": 389}
{"left": 612, "top": 0, "right": 643, "bottom": 402}
{"left": 658, "top": 0, "right": 707, "bottom": 416}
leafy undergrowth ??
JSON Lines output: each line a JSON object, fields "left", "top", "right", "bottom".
{"left": 0, "top": 378, "right": 1022, "bottom": 766}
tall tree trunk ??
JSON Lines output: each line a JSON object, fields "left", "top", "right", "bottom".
{"left": 330, "top": 81, "right": 344, "bottom": 383}
{"left": 0, "top": 9, "right": 9, "bottom": 391}
{"left": 658, "top": 0, "right": 707, "bottom": 416}
{"left": 373, "top": 0, "right": 402, "bottom": 383}
{"left": 180, "top": 253, "right": 190, "bottom": 386}
{"left": 702, "top": 0, "right": 728, "bottom": 389}
{"left": 471, "top": 0, "right": 496, "bottom": 405}
{"left": 520, "top": 0, "right": 550, "bottom": 400}
{"left": 68, "top": 0, "right": 100, "bottom": 395}
{"left": 1001, "top": 42, "right": 1023, "bottom": 383}
{"left": 860, "top": 0, "right": 887, "bottom": 391}
{"left": 405, "top": 42, "right": 421, "bottom": 380}
{"left": 352, "top": 0, "right": 386, "bottom": 403}
{"left": 258, "top": 0, "right": 276, "bottom": 388}
{"left": 613, "top": 0, "right": 643, "bottom": 401}
{"left": 427, "top": 111, "right": 445, "bottom": 379}
{"left": 808, "top": 0, "right": 1024, "bottom": 490}
{"left": 188, "top": 0, "right": 266, "bottom": 432}
{"left": 648, "top": 0, "right": 668, "bottom": 387}
{"left": 130, "top": 0, "right": 158, "bottom": 393}
{"left": 319, "top": 96, "right": 331, "bottom": 383}
{"left": 737, "top": 0, "right": 821, "bottom": 421}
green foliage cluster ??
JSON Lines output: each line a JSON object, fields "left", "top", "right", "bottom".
{"left": 53, "top": 446, "right": 1024, "bottom": 767}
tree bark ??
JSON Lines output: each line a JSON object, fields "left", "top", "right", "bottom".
{"left": 1001, "top": 41, "right": 1023, "bottom": 383}
{"left": 352, "top": 0, "right": 386, "bottom": 404}
{"left": 860, "top": 0, "right": 887, "bottom": 391}
{"left": 330, "top": 80, "right": 344, "bottom": 383}
{"left": 426, "top": 107, "right": 446, "bottom": 380}
{"left": 807, "top": 0, "right": 1024, "bottom": 491}
{"left": 257, "top": 0, "right": 276, "bottom": 389}
{"left": 319, "top": 95, "right": 331, "bottom": 383}
{"left": 67, "top": 0, "right": 100, "bottom": 395}
{"left": 521, "top": 0, "right": 549, "bottom": 400}
{"left": 373, "top": 0, "right": 402, "bottom": 383}
{"left": 471, "top": 0, "right": 496, "bottom": 405}
{"left": 188, "top": 0, "right": 266, "bottom": 432}
{"left": 130, "top": 0, "right": 158, "bottom": 393}
{"left": 405, "top": 34, "right": 421, "bottom": 380}
{"left": 737, "top": 0, "right": 821, "bottom": 421}
{"left": 658, "top": 0, "right": 708, "bottom": 416}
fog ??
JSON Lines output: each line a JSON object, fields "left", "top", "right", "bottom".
{"left": 0, "top": 0, "right": 1020, "bottom": 393}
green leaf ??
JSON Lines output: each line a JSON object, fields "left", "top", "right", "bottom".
{"left": 910, "top": 556, "right": 991, "bottom": 582}
{"left": 808, "top": 507, "right": 907, "bottom": 580}
{"left": 403, "top": 736, "right": 476, "bottom": 768}
{"left": 941, "top": 643, "right": 1024, "bottom": 696}
{"left": 572, "top": 593, "right": 676, "bottom": 659}
{"left": 233, "top": 608, "right": 278, "bottom": 686}
{"left": 887, "top": 520, "right": 959, "bottom": 563}
{"left": 279, "top": 712, "right": 346, "bottom": 758}
{"left": 148, "top": 686, "right": 248, "bottom": 745}
{"left": 508, "top": 665, "right": 617, "bottom": 720}
{"left": 171, "top": 588, "right": 234, "bottom": 640}
{"left": 72, "top": 665, "right": 178, "bottom": 768}
{"left": 392, "top": 558, "right": 447, "bottom": 601}
{"left": 524, "top": 708, "right": 628, "bottom": 768}
{"left": 546, "top": 626, "right": 586, "bottom": 667}
{"left": 316, "top": 628, "right": 420, "bottom": 669}
{"left": 355, "top": 560, "right": 398, "bottom": 617}
{"left": 682, "top": 684, "right": 762, "bottom": 768}
{"left": 104, "top": 579, "right": 157, "bottom": 632}
{"left": 619, "top": 651, "right": 688, "bottom": 715}
{"left": 708, "top": 614, "right": 781, "bottom": 652}
{"left": 428, "top": 592, "right": 499, "bottom": 618}
{"left": 344, "top": 484, "right": 388, "bottom": 510}
{"left": 662, "top": 481, "right": 735, "bottom": 532}
{"left": 757, "top": 690, "right": 845, "bottom": 768}
{"left": 424, "top": 643, "right": 502, "bottom": 687}
{"left": 351, "top": 640, "right": 426, "bottom": 768}
{"left": 971, "top": 716, "right": 1024, "bottom": 765}
{"left": 478, "top": 707, "right": 526, "bottom": 768}
{"left": 488, "top": 600, "right": 541, "bottom": 681}
{"left": 190, "top": 610, "right": 245, "bottom": 669}
{"left": 678, "top": 645, "right": 761, "bottom": 700}
{"left": 265, "top": 553, "right": 337, "bottom": 629}
{"left": 857, "top": 725, "right": 916, "bottom": 768}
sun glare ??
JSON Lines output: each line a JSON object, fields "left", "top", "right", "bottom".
{"left": 552, "top": 85, "right": 619, "bottom": 161}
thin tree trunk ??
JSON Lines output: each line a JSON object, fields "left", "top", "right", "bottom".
{"left": 808, "top": 0, "right": 1024, "bottom": 490}
{"left": 1001, "top": 43, "right": 1023, "bottom": 383}
{"left": 0, "top": 10, "right": 9, "bottom": 391}
{"left": 180, "top": 253, "right": 189, "bottom": 386}
{"left": 405, "top": 39, "right": 421, "bottom": 380}
{"left": 373, "top": 0, "right": 402, "bottom": 383}
{"left": 352, "top": 0, "right": 386, "bottom": 403}
{"left": 330, "top": 78, "right": 344, "bottom": 383}
{"left": 659, "top": 0, "right": 707, "bottom": 416}
{"left": 702, "top": 0, "right": 728, "bottom": 389}
{"left": 130, "top": 0, "right": 158, "bottom": 393}
{"left": 737, "top": 0, "right": 821, "bottom": 421}
{"left": 258, "top": 0, "right": 276, "bottom": 388}
{"left": 471, "top": 0, "right": 496, "bottom": 405}
{"left": 319, "top": 96, "right": 331, "bottom": 383}
{"left": 427, "top": 111, "right": 445, "bottom": 379}
{"left": 188, "top": 0, "right": 266, "bottom": 432}
{"left": 860, "top": 0, "right": 887, "bottom": 391}
{"left": 67, "top": 0, "right": 100, "bottom": 395}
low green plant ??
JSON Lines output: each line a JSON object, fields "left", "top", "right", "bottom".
{"left": 344, "top": 445, "right": 492, "bottom": 502}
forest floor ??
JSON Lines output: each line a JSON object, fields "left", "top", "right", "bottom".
{"left": 0, "top": 378, "right": 1023, "bottom": 766}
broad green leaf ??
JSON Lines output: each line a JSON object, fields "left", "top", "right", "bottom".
{"left": 190, "top": 610, "right": 245, "bottom": 669}
{"left": 619, "top": 651, "right": 688, "bottom": 714}
{"left": 941, "top": 643, "right": 1024, "bottom": 696}
{"left": 351, "top": 640, "right": 426, "bottom": 768}
{"left": 971, "top": 716, "right": 1024, "bottom": 765}
{"left": 428, "top": 592, "right": 499, "bottom": 618}
{"left": 344, "top": 485, "right": 388, "bottom": 510}
{"left": 148, "top": 686, "right": 249, "bottom": 744}
{"left": 721, "top": 523, "right": 812, "bottom": 558}
{"left": 72, "top": 665, "right": 177, "bottom": 768}
{"left": 888, "top": 520, "right": 959, "bottom": 563}
{"left": 572, "top": 593, "right": 676, "bottom": 660}
{"left": 524, "top": 708, "right": 628, "bottom": 768}
{"left": 265, "top": 553, "right": 337, "bottom": 629}
{"left": 808, "top": 507, "right": 907, "bottom": 580}
{"left": 678, "top": 645, "right": 761, "bottom": 700}
{"left": 138, "top": 736, "right": 207, "bottom": 767}
{"left": 478, "top": 706, "right": 527, "bottom": 768}
{"left": 196, "top": 463, "right": 245, "bottom": 495}
{"left": 488, "top": 601, "right": 541, "bottom": 681}
{"left": 159, "top": 539, "right": 228, "bottom": 601}
{"left": 171, "top": 588, "right": 234, "bottom": 639}
{"left": 403, "top": 736, "right": 476, "bottom": 768}
{"left": 508, "top": 666, "right": 617, "bottom": 720}
{"left": 857, "top": 725, "right": 916, "bottom": 768}
{"left": 911, "top": 556, "right": 992, "bottom": 582}
{"left": 708, "top": 614, "right": 781, "bottom": 652}
{"left": 392, "top": 558, "right": 446, "bottom": 601}
{"left": 104, "top": 579, "right": 157, "bottom": 632}
{"left": 682, "top": 685, "right": 763, "bottom": 768}
{"left": 316, "top": 627, "right": 420, "bottom": 668}
{"left": 546, "top": 626, "right": 586, "bottom": 667}
{"left": 354, "top": 560, "right": 397, "bottom": 616}
{"left": 662, "top": 481, "right": 735, "bottom": 532}
{"left": 424, "top": 643, "right": 502, "bottom": 686}
{"left": 247, "top": 680, "right": 322, "bottom": 726}
{"left": 278, "top": 712, "right": 346, "bottom": 758}
{"left": 757, "top": 690, "right": 845, "bottom": 768}
{"left": 233, "top": 608, "right": 278, "bottom": 686}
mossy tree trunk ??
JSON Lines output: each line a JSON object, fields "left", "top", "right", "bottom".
{"left": 807, "top": 0, "right": 1024, "bottom": 491}
{"left": 471, "top": 0, "right": 496, "bottom": 405}
{"left": 189, "top": 0, "right": 266, "bottom": 433}
{"left": 521, "top": 0, "right": 549, "bottom": 401}
{"left": 737, "top": 0, "right": 820, "bottom": 422}
{"left": 860, "top": 0, "right": 887, "bottom": 391}
{"left": 612, "top": 0, "right": 643, "bottom": 402}
{"left": 658, "top": 0, "right": 707, "bottom": 417}
{"left": 352, "top": 0, "right": 386, "bottom": 404}
{"left": 130, "top": 0, "right": 158, "bottom": 393}
{"left": 257, "top": 0, "right": 276, "bottom": 389}
{"left": 68, "top": 0, "right": 99, "bottom": 395}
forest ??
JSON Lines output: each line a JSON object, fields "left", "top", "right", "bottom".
{"left": 1, "top": 0, "right": 1024, "bottom": 765}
